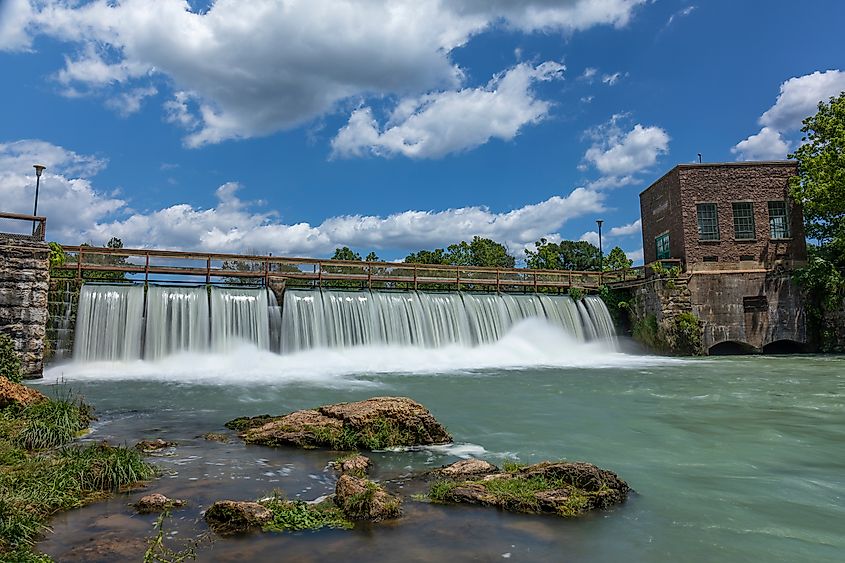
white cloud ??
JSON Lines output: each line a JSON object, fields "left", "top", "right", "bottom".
{"left": 733, "top": 69, "right": 845, "bottom": 161}
{"left": 106, "top": 86, "right": 158, "bottom": 117}
{"left": 602, "top": 72, "right": 623, "bottom": 85}
{"left": 3, "top": 1, "right": 647, "bottom": 149}
{"left": 579, "top": 231, "right": 600, "bottom": 245}
{"left": 331, "top": 62, "right": 565, "bottom": 159}
{"left": 665, "top": 5, "right": 696, "bottom": 28}
{"left": 608, "top": 218, "right": 641, "bottom": 237}
{"left": 583, "top": 116, "right": 670, "bottom": 178}
{"left": 624, "top": 247, "right": 643, "bottom": 263}
{"left": 581, "top": 67, "right": 598, "bottom": 80}
{"left": 1, "top": 139, "right": 604, "bottom": 255}
{"left": 731, "top": 126, "right": 790, "bottom": 161}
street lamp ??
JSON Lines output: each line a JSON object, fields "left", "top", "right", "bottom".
{"left": 32, "top": 165, "right": 46, "bottom": 236}
{"left": 596, "top": 219, "right": 604, "bottom": 272}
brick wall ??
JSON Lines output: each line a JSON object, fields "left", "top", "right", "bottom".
{"left": 678, "top": 163, "right": 807, "bottom": 271}
{"left": 640, "top": 168, "right": 684, "bottom": 264}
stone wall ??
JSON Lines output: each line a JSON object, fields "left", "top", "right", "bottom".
{"left": 821, "top": 298, "right": 845, "bottom": 353}
{"left": 0, "top": 236, "right": 49, "bottom": 377}
{"left": 46, "top": 279, "right": 83, "bottom": 363}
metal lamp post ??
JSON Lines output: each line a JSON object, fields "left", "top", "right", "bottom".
{"left": 596, "top": 219, "right": 604, "bottom": 272}
{"left": 32, "top": 165, "right": 46, "bottom": 236}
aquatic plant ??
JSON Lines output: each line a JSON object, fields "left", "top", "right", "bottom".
{"left": 262, "top": 497, "right": 353, "bottom": 532}
{"left": 0, "top": 392, "right": 156, "bottom": 557}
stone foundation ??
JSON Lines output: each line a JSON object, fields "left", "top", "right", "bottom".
{"left": 0, "top": 236, "right": 49, "bottom": 377}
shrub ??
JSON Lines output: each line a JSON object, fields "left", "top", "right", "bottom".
{"left": 0, "top": 334, "right": 22, "bottom": 383}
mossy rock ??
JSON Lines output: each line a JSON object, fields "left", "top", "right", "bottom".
{"left": 428, "top": 460, "right": 630, "bottom": 517}
{"left": 233, "top": 397, "right": 451, "bottom": 451}
{"left": 335, "top": 475, "right": 402, "bottom": 521}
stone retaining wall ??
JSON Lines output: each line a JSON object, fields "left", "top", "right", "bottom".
{"left": 0, "top": 236, "right": 49, "bottom": 377}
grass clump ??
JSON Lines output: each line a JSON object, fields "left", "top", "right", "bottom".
{"left": 0, "top": 391, "right": 156, "bottom": 558}
{"left": 143, "top": 510, "right": 200, "bottom": 563}
{"left": 262, "top": 497, "right": 353, "bottom": 532}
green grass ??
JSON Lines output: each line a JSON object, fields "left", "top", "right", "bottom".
{"left": 261, "top": 497, "right": 353, "bottom": 532}
{"left": 0, "top": 386, "right": 157, "bottom": 557}
{"left": 427, "top": 472, "right": 597, "bottom": 517}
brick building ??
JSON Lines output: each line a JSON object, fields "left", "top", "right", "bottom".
{"left": 639, "top": 162, "right": 807, "bottom": 272}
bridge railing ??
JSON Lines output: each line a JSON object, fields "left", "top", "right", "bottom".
{"left": 51, "top": 245, "right": 655, "bottom": 292}
{"left": 0, "top": 212, "right": 47, "bottom": 241}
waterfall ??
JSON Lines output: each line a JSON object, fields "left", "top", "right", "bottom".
{"left": 144, "top": 286, "right": 210, "bottom": 360}
{"left": 73, "top": 284, "right": 145, "bottom": 361}
{"left": 210, "top": 287, "right": 270, "bottom": 351}
{"left": 281, "top": 289, "right": 617, "bottom": 353}
{"left": 70, "top": 284, "right": 616, "bottom": 362}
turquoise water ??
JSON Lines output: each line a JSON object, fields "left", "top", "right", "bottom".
{"left": 36, "top": 346, "right": 845, "bottom": 562}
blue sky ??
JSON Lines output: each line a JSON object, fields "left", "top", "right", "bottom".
{"left": 1, "top": 0, "right": 844, "bottom": 264}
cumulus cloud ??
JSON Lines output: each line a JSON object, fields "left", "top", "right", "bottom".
{"left": 331, "top": 62, "right": 565, "bottom": 159}
{"left": 1, "top": 1, "right": 647, "bottom": 150}
{"left": 583, "top": 115, "right": 670, "bottom": 181}
{"left": 731, "top": 126, "right": 790, "bottom": 161}
{"left": 602, "top": 72, "right": 624, "bottom": 86}
{"left": 733, "top": 69, "right": 845, "bottom": 161}
{"left": 0, "top": 139, "right": 604, "bottom": 255}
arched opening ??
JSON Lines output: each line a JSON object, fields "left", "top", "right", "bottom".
{"left": 708, "top": 341, "right": 759, "bottom": 356}
{"left": 762, "top": 339, "right": 806, "bottom": 354}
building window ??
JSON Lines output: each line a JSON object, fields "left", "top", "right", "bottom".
{"left": 655, "top": 232, "right": 670, "bottom": 260}
{"left": 696, "top": 203, "right": 719, "bottom": 241}
{"left": 732, "top": 202, "right": 755, "bottom": 240}
{"left": 768, "top": 201, "right": 790, "bottom": 239}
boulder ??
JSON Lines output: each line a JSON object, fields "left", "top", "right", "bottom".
{"left": 134, "top": 493, "right": 185, "bottom": 514}
{"left": 204, "top": 500, "right": 272, "bottom": 535}
{"left": 0, "top": 377, "right": 46, "bottom": 408}
{"left": 237, "top": 396, "right": 451, "bottom": 450}
{"left": 134, "top": 438, "right": 176, "bottom": 453}
{"left": 437, "top": 459, "right": 498, "bottom": 478}
{"left": 334, "top": 474, "right": 402, "bottom": 521}
{"left": 332, "top": 454, "right": 372, "bottom": 476}
{"left": 430, "top": 460, "right": 630, "bottom": 517}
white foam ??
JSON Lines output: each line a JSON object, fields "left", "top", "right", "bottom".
{"left": 42, "top": 318, "right": 682, "bottom": 385}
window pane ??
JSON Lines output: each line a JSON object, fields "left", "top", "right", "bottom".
{"left": 732, "top": 202, "right": 755, "bottom": 240}
{"left": 696, "top": 203, "right": 719, "bottom": 241}
{"left": 768, "top": 201, "right": 790, "bottom": 238}
{"left": 655, "top": 233, "right": 670, "bottom": 260}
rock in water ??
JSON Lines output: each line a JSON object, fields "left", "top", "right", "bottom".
{"left": 134, "top": 438, "right": 176, "bottom": 453}
{"left": 334, "top": 474, "right": 402, "bottom": 521}
{"left": 430, "top": 460, "right": 630, "bottom": 517}
{"left": 237, "top": 396, "right": 451, "bottom": 450}
{"left": 135, "top": 493, "right": 185, "bottom": 513}
{"left": 0, "top": 377, "right": 46, "bottom": 408}
{"left": 437, "top": 459, "right": 498, "bottom": 478}
{"left": 204, "top": 500, "right": 272, "bottom": 534}
{"left": 332, "top": 454, "right": 372, "bottom": 476}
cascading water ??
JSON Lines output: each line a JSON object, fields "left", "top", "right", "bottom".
{"left": 280, "top": 289, "right": 616, "bottom": 353}
{"left": 144, "top": 286, "right": 210, "bottom": 360}
{"left": 210, "top": 286, "right": 270, "bottom": 351}
{"left": 73, "top": 284, "right": 145, "bottom": 361}
{"left": 70, "top": 285, "right": 616, "bottom": 362}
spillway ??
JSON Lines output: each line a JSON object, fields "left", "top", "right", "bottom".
{"left": 69, "top": 285, "right": 617, "bottom": 362}
{"left": 280, "top": 289, "right": 616, "bottom": 353}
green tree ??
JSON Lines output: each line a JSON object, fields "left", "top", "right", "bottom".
{"left": 525, "top": 239, "right": 601, "bottom": 271}
{"left": 788, "top": 92, "right": 845, "bottom": 351}
{"left": 789, "top": 92, "right": 845, "bottom": 264}
{"left": 365, "top": 251, "right": 380, "bottom": 262}
{"left": 405, "top": 237, "right": 515, "bottom": 268}
{"left": 604, "top": 246, "right": 633, "bottom": 271}
{"left": 80, "top": 237, "right": 129, "bottom": 281}
{"left": 331, "top": 247, "right": 362, "bottom": 261}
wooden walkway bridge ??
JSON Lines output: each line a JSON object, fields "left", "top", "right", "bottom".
{"left": 50, "top": 244, "right": 673, "bottom": 292}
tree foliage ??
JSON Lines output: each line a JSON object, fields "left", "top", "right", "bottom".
{"left": 788, "top": 92, "right": 845, "bottom": 351}
{"left": 405, "top": 237, "right": 515, "bottom": 268}
{"left": 0, "top": 333, "right": 22, "bottom": 383}
{"left": 524, "top": 239, "right": 601, "bottom": 271}
{"left": 603, "top": 246, "right": 633, "bottom": 271}
{"left": 789, "top": 92, "right": 845, "bottom": 262}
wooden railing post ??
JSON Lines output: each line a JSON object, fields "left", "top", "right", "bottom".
{"left": 318, "top": 262, "right": 323, "bottom": 287}
{"left": 206, "top": 257, "right": 211, "bottom": 284}
{"left": 533, "top": 272, "right": 538, "bottom": 292}
{"left": 76, "top": 248, "right": 83, "bottom": 280}
{"left": 367, "top": 262, "right": 372, "bottom": 290}
{"left": 413, "top": 264, "right": 418, "bottom": 291}
{"left": 456, "top": 267, "right": 460, "bottom": 291}
{"left": 144, "top": 253, "right": 150, "bottom": 285}
{"left": 496, "top": 269, "right": 500, "bottom": 293}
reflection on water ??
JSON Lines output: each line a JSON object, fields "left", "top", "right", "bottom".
{"left": 35, "top": 353, "right": 845, "bottom": 563}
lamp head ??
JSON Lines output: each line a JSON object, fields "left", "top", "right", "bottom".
{"left": 596, "top": 219, "right": 604, "bottom": 228}
{"left": 34, "top": 165, "right": 46, "bottom": 178}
